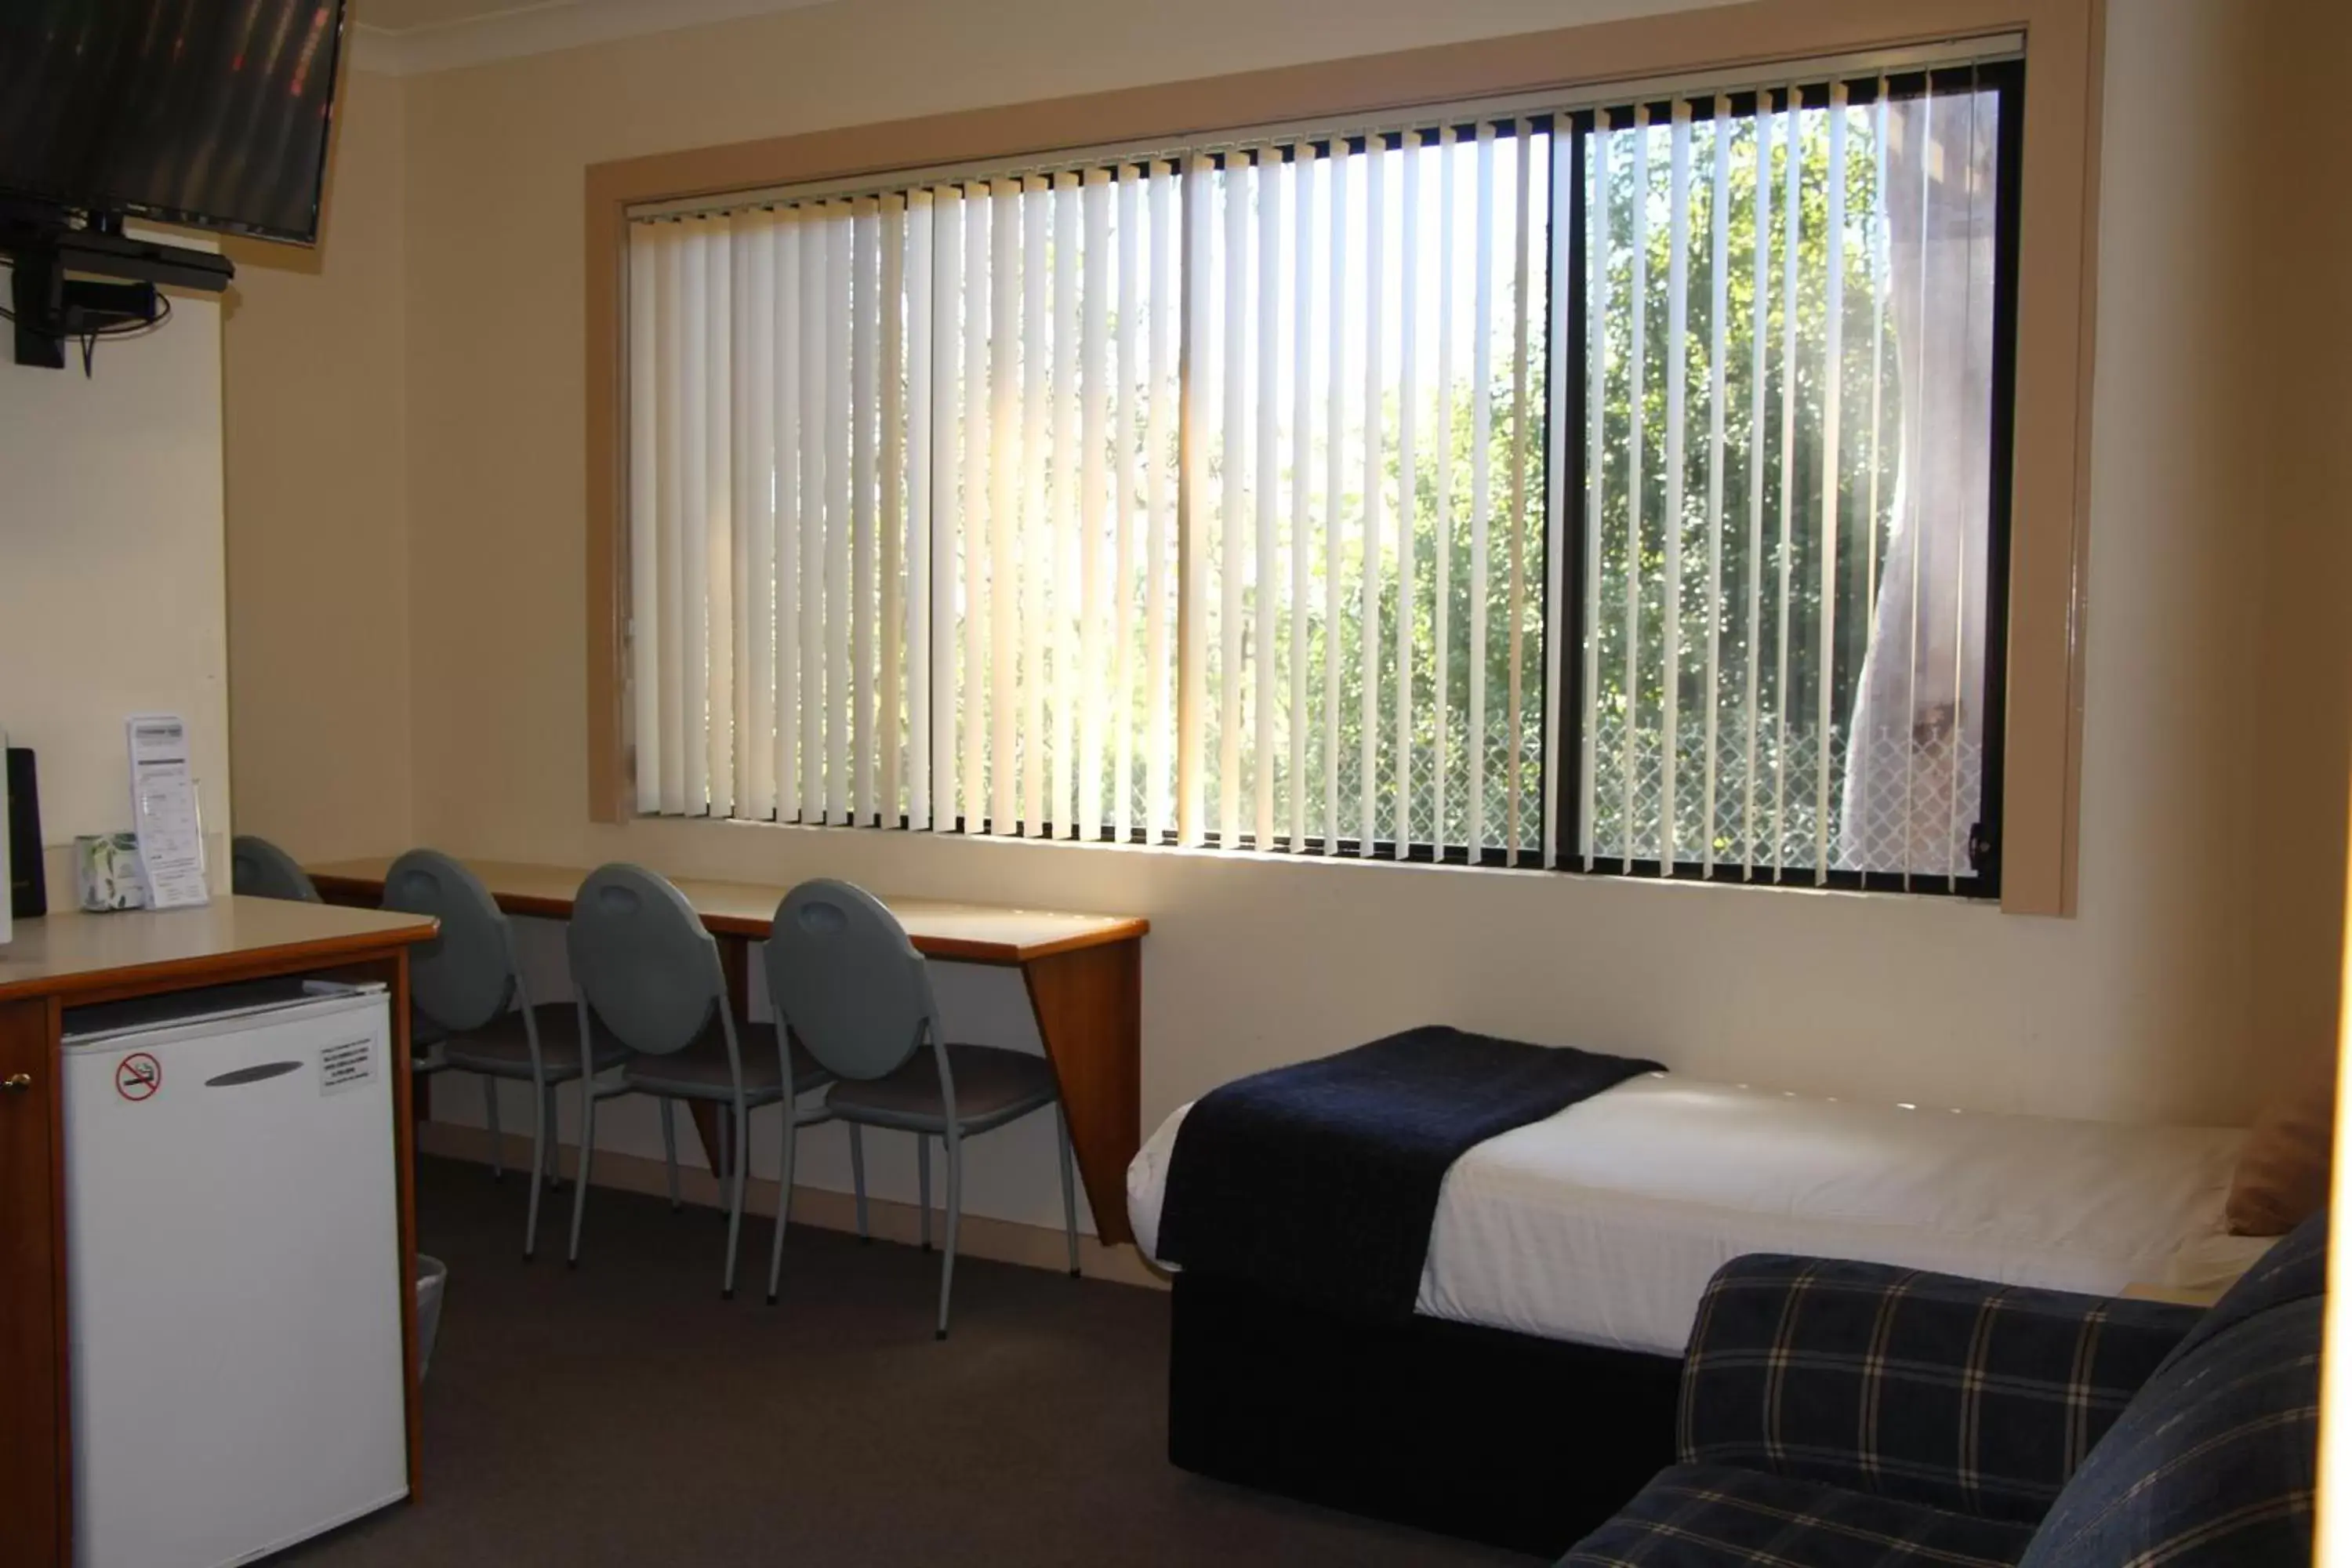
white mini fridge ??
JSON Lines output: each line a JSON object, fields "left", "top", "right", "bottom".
{"left": 62, "top": 980, "right": 410, "bottom": 1568}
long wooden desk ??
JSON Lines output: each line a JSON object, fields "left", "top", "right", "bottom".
{"left": 0, "top": 898, "right": 439, "bottom": 1567}
{"left": 305, "top": 856, "right": 1148, "bottom": 1246}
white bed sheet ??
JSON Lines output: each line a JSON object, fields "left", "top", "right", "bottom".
{"left": 1126, "top": 1075, "right": 2261, "bottom": 1358}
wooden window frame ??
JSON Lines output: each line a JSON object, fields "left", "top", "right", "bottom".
{"left": 584, "top": 0, "right": 2103, "bottom": 916}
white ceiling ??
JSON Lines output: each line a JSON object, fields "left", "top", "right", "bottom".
{"left": 345, "top": 0, "right": 841, "bottom": 74}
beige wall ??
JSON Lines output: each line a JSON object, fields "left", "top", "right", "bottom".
{"left": 0, "top": 246, "right": 231, "bottom": 898}
{"left": 222, "top": 67, "right": 414, "bottom": 862}
{"left": 2248, "top": 0, "right": 2352, "bottom": 1126}
{"left": 220, "top": 0, "right": 2352, "bottom": 1226}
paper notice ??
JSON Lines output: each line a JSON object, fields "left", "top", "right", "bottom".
{"left": 126, "top": 713, "right": 208, "bottom": 909}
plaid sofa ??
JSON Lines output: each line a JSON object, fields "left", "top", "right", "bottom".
{"left": 1560, "top": 1211, "right": 2325, "bottom": 1567}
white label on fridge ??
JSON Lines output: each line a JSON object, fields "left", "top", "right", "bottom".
{"left": 319, "top": 1038, "right": 376, "bottom": 1095}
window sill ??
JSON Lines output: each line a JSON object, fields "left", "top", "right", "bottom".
{"left": 629, "top": 809, "right": 2001, "bottom": 906}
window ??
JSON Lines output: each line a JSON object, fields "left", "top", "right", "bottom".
{"left": 1575, "top": 66, "right": 2018, "bottom": 890}
{"left": 622, "top": 45, "right": 2020, "bottom": 895}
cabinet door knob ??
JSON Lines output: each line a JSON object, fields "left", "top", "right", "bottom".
{"left": 1, "top": 1073, "right": 30, "bottom": 1091}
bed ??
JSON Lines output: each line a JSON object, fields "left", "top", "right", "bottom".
{"left": 1129, "top": 1073, "right": 2264, "bottom": 1554}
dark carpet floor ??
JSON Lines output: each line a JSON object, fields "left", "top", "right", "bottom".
{"left": 281, "top": 1156, "right": 1532, "bottom": 1566}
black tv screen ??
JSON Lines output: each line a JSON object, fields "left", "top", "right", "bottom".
{"left": 0, "top": 1, "right": 350, "bottom": 245}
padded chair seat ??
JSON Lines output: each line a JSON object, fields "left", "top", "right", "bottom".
{"left": 619, "top": 1022, "right": 830, "bottom": 1101}
{"left": 441, "top": 1004, "right": 627, "bottom": 1079}
{"left": 824, "top": 1044, "right": 1058, "bottom": 1131}
{"left": 1560, "top": 1464, "right": 2037, "bottom": 1568}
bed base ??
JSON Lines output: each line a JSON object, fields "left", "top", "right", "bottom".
{"left": 1168, "top": 1274, "right": 1682, "bottom": 1556}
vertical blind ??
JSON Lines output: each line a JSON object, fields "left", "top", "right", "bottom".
{"left": 626, "top": 50, "right": 2017, "bottom": 890}
{"left": 1185, "top": 125, "right": 1549, "bottom": 860}
{"left": 630, "top": 166, "right": 1183, "bottom": 839}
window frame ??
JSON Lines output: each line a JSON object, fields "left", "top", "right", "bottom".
{"left": 585, "top": 0, "right": 2104, "bottom": 916}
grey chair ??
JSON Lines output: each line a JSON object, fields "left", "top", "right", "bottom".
{"left": 238, "top": 835, "right": 449, "bottom": 1070}
{"left": 383, "top": 849, "right": 622, "bottom": 1259}
{"left": 230, "top": 834, "right": 321, "bottom": 902}
{"left": 564, "top": 864, "right": 836, "bottom": 1298}
{"left": 764, "top": 878, "right": 1078, "bottom": 1338}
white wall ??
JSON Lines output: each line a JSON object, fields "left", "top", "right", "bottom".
{"left": 0, "top": 259, "right": 232, "bottom": 902}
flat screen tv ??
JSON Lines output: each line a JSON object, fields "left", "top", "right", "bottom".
{"left": 0, "top": 1, "right": 351, "bottom": 246}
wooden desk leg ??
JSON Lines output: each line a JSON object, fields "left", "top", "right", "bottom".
{"left": 0, "top": 997, "right": 69, "bottom": 1568}
{"left": 684, "top": 938, "right": 753, "bottom": 1181}
{"left": 1022, "top": 939, "right": 1142, "bottom": 1247}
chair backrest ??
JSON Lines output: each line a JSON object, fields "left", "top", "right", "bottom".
{"left": 230, "top": 835, "right": 321, "bottom": 902}
{"left": 567, "top": 863, "right": 720, "bottom": 1058}
{"left": 764, "top": 879, "right": 937, "bottom": 1083}
{"left": 383, "top": 849, "right": 519, "bottom": 1035}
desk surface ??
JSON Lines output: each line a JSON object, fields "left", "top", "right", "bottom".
{"left": 306, "top": 856, "right": 1148, "bottom": 965}
{"left": 0, "top": 898, "right": 439, "bottom": 1004}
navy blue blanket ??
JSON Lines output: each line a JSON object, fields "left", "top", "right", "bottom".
{"left": 1154, "top": 1026, "right": 1662, "bottom": 1319}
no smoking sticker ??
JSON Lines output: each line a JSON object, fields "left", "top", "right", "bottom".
{"left": 115, "top": 1052, "right": 162, "bottom": 1102}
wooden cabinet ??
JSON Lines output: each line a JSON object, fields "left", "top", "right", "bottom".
{"left": 0, "top": 900, "right": 436, "bottom": 1566}
{"left": 0, "top": 997, "right": 67, "bottom": 1568}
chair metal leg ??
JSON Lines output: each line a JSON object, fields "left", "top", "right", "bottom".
{"left": 543, "top": 1084, "right": 562, "bottom": 1190}
{"left": 936, "top": 1130, "right": 962, "bottom": 1340}
{"left": 660, "top": 1098, "right": 681, "bottom": 1212}
{"left": 1055, "top": 1103, "right": 1080, "bottom": 1278}
{"left": 721, "top": 1097, "right": 749, "bottom": 1300}
{"left": 483, "top": 1076, "right": 503, "bottom": 1181}
{"left": 916, "top": 1134, "right": 932, "bottom": 1253}
{"left": 848, "top": 1123, "right": 869, "bottom": 1242}
{"left": 567, "top": 1087, "right": 598, "bottom": 1267}
{"left": 523, "top": 1079, "right": 546, "bottom": 1261}
{"left": 766, "top": 1109, "right": 800, "bottom": 1306}
{"left": 715, "top": 1109, "right": 738, "bottom": 1222}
